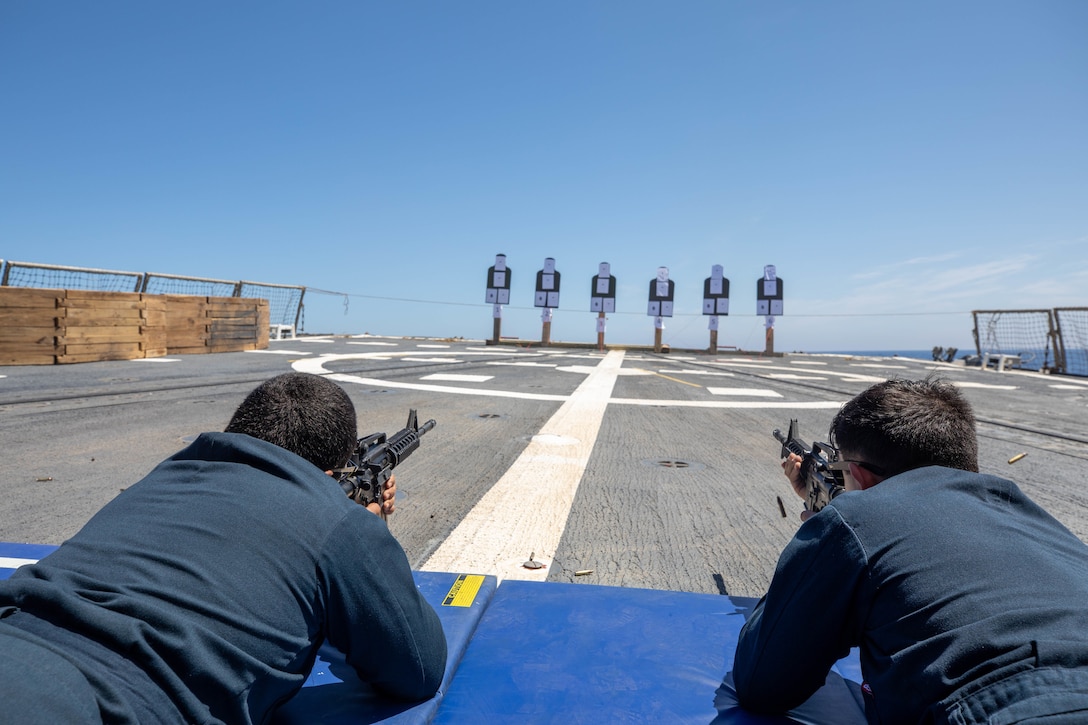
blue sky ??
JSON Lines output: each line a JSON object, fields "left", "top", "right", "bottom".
{"left": 2, "top": 1, "right": 1085, "bottom": 353}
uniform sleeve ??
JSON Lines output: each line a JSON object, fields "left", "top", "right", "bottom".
{"left": 319, "top": 509, "right": 448, "bottom": 701}
{"left": 732, "top": 506, "right": 868, "bottom": 713}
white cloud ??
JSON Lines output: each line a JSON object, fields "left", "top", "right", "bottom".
{"left": 827, "top": 252, "right": 1048, "bottom": 315}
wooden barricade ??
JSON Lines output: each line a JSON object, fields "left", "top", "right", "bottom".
{"left": 207, "top": 297, "right": 268, "bottom": 353}
{"left": 0, "top": 289, "right": 269, "bottom": 365}
{"left": 0, "top": 287, "right": 61, "bottom": 365}
{"left": 163, "top": 294, "right": 211, "bottom": 355}
{"left": 57, "top": 290, "right": 167, "bottom": 364}
{"left": 164, "top": 295, "right": 269, "bottom": 355}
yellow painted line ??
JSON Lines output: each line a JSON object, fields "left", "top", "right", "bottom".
{"left": 652, "top": 371, "right": 703, "bottom": 388}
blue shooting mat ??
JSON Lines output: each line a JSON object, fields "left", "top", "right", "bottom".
{"left": 431, "top": 580, "right": 866, "bottom": 725}
{"left": 2, "top": 544, "right": 864, "bottom": 723}
{"left": 0, "top": 542, "right": 58, "bottom": 579}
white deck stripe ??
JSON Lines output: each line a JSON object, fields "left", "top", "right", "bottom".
{"left": 420, "top": 350, "right": 625, "bottom": 582}
{"left": 610, "top": 398, "right": 844, "bottom": 408}
{"left": 706, "top": 387, "right": 783, "bottom": 397}
{"left": 420, "top": 374, "right": 494, "bottom": 382}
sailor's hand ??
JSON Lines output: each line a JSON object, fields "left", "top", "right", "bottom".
{"left": 367, "top": 474, "right": 396, "bottom": 517}
{"left": 782, "top": 453, "right": 806, "bottom": 501}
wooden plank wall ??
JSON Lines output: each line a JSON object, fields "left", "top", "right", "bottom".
{"left": 0, "top": 289, "right": 269, "bottom": 365}
{"left": 163, "top": 294, "right": 211, "bottom": 355}
{"left": 0, "top": 287, "right": 61, "bottom": 365}
{"left": 163, "top": 295, "right": 270, "bottom": 355}
{"left": 58, "top": 290, "right": 166, "bottom": 364}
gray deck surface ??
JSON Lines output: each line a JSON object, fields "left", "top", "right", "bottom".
{"left": 2, "top": 336, "right": 1085, "bottom": 597}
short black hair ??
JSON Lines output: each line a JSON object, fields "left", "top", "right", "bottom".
{"left": 225, "top": 372, "right": 357, "bottom": 471}
{"left": 830, "top": 376, "right": 979, "bottom": 477}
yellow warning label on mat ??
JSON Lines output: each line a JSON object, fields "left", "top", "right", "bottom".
{"left": 442, "top": 574, "right": 484, "bottom": 607}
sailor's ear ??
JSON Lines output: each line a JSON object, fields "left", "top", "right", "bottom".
{"left": 849, "top": 462, "right": 883, "bottom": 490}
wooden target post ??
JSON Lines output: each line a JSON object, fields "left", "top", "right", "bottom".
{"left": 590, "top": 262, "right": 616, "bottom": 352}
{"left": 484, "top": 254, "right": 512, "bottom": 345}
{"left": 647, "top": 267, "right": 674, "bottom": 353}
{"left": 534, "top": 257, "right": 560, "bottom": 346}
{"left": 756, "top": 265, "right": 784, "bottom": 356}
{"left": 702, "top": 264, "right": 730, "bottom": 353}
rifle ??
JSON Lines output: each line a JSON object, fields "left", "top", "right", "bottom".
{"left": 335, "top": 409, "right": 436, "bottom": 520}
{"left": 772, "top": 419, "right": 845, "bottom": 513}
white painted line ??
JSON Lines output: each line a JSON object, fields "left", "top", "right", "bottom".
{"left": 0, "top": 557, "right": 37, "bottom": 569}
{"left": 486, "top": 361, "right": 558, "bottom": 368}
{"left": 294, "top": 351, "right": 847, "bottom": 408}
{"left": 400, "top": 357, "right": 460, "bottom": 364}
{"left": 420, "top": 350, "right": 626, "bottom": 582}
{"left": 420, "top": 374, "right": 494, "bottom": 383}
{"left": 1051, "top": 383, "right": 1088, "bottom": 390}
{"left": 560, "top": 365, "right": 652, "bottom": 376}
{"left": 709, "top": 362, "right": 784, "bottom": 371}
{"left": 711, "top": 361, "right": 877, "bottom": 383}
{"left": 531, "top": 434, "right": 580, "bottom": 445}
{"left": 348, "top": 341, "right": 398, "bottom": 346}
{"left": 836, "top": 374, "right": 887, "bottom": 383}
{"left": 766, "top": 374, "right": 828, "bottom": 381}
{"left": 610, "top": 398, "right": 845, "bottom": 408}
{"left": 656, "top": 369, "right": 735, "bottom": 377}
{"left": 850, "top": 363, "right": 908, "bottom": 369}
{"left": 706, "top": 387, "right": 783, "bottom": 397}
{"left": 790, "top": 360, "right": 828, "bottom": 366}
{"left": 417, "top": 344, "right": 450, "bottom": 348}
{"left": 245, "top": 350, "right": 313, "bottom": 356}
{"left": 542, "top": 353, "right": 613, "bottom": 361}
{"left": 324, "top": 373, "right": 568, "bottom": 401}
{"left": 129, "top": 358, "right": 181, "bottom": 363}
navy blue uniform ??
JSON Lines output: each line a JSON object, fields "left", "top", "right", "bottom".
{"left": 0, "top": 432, "right": 447, "bottom": 724}
{"left": 733, "top": 466, "right": 1088, "bottom": 724}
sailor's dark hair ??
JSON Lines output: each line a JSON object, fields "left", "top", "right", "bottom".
{"left": 830, "top": 376, "right": 979, "bottom": 477}
{"left": 225, "top": 372, "right": 357, "bottom": 471}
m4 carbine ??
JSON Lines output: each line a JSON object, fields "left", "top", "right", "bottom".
{"left": 772, "top": 419, "right": 844, "bottom": 513}
{"left": 336, "top": 409, "right": 436, "bottom": 520}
